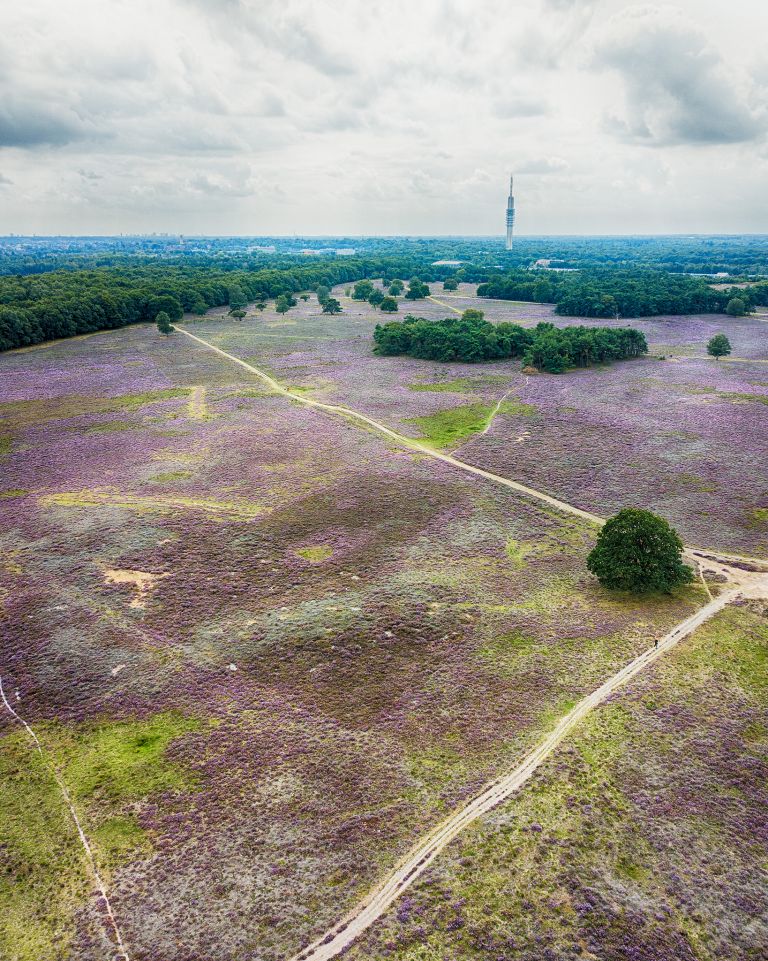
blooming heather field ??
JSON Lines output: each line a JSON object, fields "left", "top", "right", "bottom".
{"left": 188, "top": 286, "right": 768, "bottom": 553}
{"left": 343, "top": 603, "right": 768, "bottom": 961}
{"left": 0, "top": 292, "right": 766, "bottom": 961}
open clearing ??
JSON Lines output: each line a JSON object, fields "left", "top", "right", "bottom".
{"left": 1, "top": 287, "right": 767, "bottom": 961}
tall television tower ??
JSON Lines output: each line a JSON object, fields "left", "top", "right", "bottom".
{"left": 505, "top": 175, "right": 515, "bottom": 250}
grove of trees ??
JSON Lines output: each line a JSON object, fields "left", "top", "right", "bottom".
{"left": 373, "top": 310, "right": 648, "bottom": 372}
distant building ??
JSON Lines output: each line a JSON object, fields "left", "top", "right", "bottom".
{"left": 505, "top": 175, "right": 515, "bottom": 250}
{"left": 431, "top": 259, "right": 463, "bottom": 267}
{"left": 335, "top": 248, "right": 356, "bottom": 256}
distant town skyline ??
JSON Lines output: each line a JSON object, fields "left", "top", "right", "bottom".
{"left": 1, "top": 0, "right": 766, "bottom": 235}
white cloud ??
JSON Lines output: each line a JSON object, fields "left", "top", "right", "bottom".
{"left": 0, "top": 0, "right": 766, "bottom": 232}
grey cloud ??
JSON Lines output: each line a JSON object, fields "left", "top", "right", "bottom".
{"left": 594, "top": 14, "right": 764, "bottom": 146}
{"left": 0, "top": 103, "right": 87, "bottom": 148}
{"left": 0, "top": 172, "right": 13, "bottom": 185}
{"left": 78, "top": 169, "right": 103, "bottom": 181}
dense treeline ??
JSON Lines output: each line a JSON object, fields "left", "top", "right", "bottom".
{"left": 373, "top": 311, "right": 648, "bottom": 372}
{"left": 478, "top": 268, "right": 766, "bottom": 317}
{"left": 0, "top": 257, "right": 428, "bottom": 351}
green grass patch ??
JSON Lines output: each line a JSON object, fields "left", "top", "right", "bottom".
{"left": 0, "top": 712, "right": 199, "bottom": 961}
{"left": 85, "top": 420, "right": 137, "bottom": 433}
{"left": 0, "top": 388, "right": 192, "bottom": 430}
{"left": 498, "top": 398, "right": 536, "bottom": 416}
{"left": 149, "top": 470, "right": 194, "bottom": 484}
{"left": 295, "top": 545, "right": 334, "bottom": 563}
{"left": 721, "top": 392, "right": 768, "bottom": 406}
{"left": 408, "top": 375, "right": 509, "bottom": 393}
{"left": 476, "top": 629, "right": 541, "bottom": 675}
{"left": 0, "top": 488, "right": 27, "bottom": 499}
{"left": 404, "top": 403, "right": 494, "bottom": 448}
{"left": 0, "top": 435, "right": 12, "bottom": 456}
{"left": 747, "top": 507, "right": 768, "bottom": 529}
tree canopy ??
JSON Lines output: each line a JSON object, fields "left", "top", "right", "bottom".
{"left": 373, "top": 310, "right": 647, "bottom": 371}
{"left": 707, "top": 333, "right": 732, "bottom": 358}
{"left": 321, "top": 297, "right": 342, "bottom": 314}
{"left": 587, "top": 508, "right": 694, "bottom": 594}
{"left": 155, "top": 311, "right": 173, "bottom": 335}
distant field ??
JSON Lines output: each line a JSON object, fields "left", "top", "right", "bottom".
{"left": 185, "top": 284, "right": 768, "bottom": 554}
{"left": 1, "top": 288, "right": 766, "bottom": 961}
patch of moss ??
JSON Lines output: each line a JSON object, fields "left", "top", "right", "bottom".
{"left": 0, "top": 488, "right": 27, "bottom": 499}
{"left": 747, "top": 507, "right": 768, "bottom": 530}
{"left": 0, "top": 435, "right": 12, "bottom": 456}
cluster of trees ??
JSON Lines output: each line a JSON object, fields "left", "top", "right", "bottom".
{"left": 478, "top": 268, "right": 763, "bottom": 319}
{"left": 373, "top": 310, "right": 647, "bottom": 372}
{"left": 0, "top": 258, "right": 417, "bottom": 352}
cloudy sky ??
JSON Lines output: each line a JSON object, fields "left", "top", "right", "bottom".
{"left": 1, "top": 0, "right": 766, "bottom": 235}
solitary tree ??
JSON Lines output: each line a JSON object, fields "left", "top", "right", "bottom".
{"left": 388, "top": 279, "right": 404, "bottom": 295}
{"left": 156, "top": 311, "right": 174, "bottom": 336}
{"left": 443, "top": 277, "right": 459, "bottom": 291}
{"left": 725, "top": 297, "right": 746, "bottom": 317}
{"left": 379, "top": 296, "right": 398, "bottom": 313}
{"left": 229, "top": 308, "right": 247, "bottom": 321}
{"left": 587, "top": 508, "right": 693, "bottom": 594}
{"left": 707, "top": 333, "right": 732, "bottom": 359}
{"left": 275, "top": 295, "right": 290, "bottom": 314}
{"left": 300, "top": 294, "right": 309, "bottom": 301}
{"left": 321, "top": 297, "right": 342, "bottom": 314}
{"left": 316, "top": 285, "right": 330, "bottom": 305}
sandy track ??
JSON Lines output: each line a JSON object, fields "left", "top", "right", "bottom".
{"left": 176, "top": 327, "right": 603, "bottom": 525}
{"left": 289, "top": 584, "right": 750, "bottom": 961}
{"left": 0, "top": 677, "right": 131, "bottom": 961}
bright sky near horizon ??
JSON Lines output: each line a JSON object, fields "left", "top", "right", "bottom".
{"left": 1, "top": 0, "right": 766, "bottom": 235}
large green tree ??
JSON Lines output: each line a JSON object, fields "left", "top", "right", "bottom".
{"left": 321, "top": 297, "right": 342, "bottom": 314}
{"left": 707, "top": 333, "right": 731, "bottom": 359}
{"left": 725, "top": 297, "right": 746, "bottom": 317}
{"left": 587, "top": 508, "right": 693, "bottom": 594}
{"left": 379, "top": 296, "right": 398, "bottom": 313}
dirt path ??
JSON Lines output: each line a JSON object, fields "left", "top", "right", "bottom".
{"left": 426, "top": 294, "right": 463, "bottom": 314}
{"left": 176, "top": 327, "right": 604, "bottom": 525}
{"left": 290, "top": 573, "right": 768, "bottom": 961}
{"left": 0, "top": 677, "right": 131, "bottom": 961}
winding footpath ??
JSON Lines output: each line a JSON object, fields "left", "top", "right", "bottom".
{"left": 173, "top": 326, "right": 768, "bottom": 960}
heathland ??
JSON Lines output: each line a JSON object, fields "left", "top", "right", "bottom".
{"left": 1, "top": 258, "right": 767, "bottom": 961}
